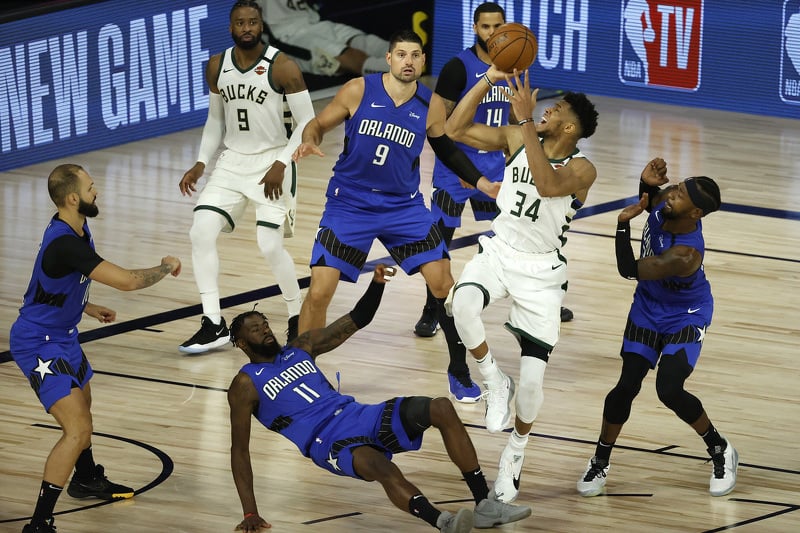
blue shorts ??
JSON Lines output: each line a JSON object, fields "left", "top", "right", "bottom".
{"left": 430, "top": 186, "right": 499, "bottom": 228}
{"left": 621, "top": 294, "right": 713, "bottom": 369}
{"left": 10, "top": 320, "right": 94, "bottom": 412}
{"left": 308, "top": 398, "right": 423, "bottom": 479}
{"left": 311, "top": 180, "right": 449, "bottom": 282}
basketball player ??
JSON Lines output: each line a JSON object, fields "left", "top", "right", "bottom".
{"left": 178, "top": 0, "right": 315, "bottom": 354}
{"left": 446, "top": 66, "right": 598, "bottom": 503}
{"left": 257, "top": 0, "right": 390, "bottom": 76}
{"left": 412, "top": 2, "right": 573, "bottom": 404}
{"left": 228, "top": 264, "right": 531, "bottom": 532}
{"left": 577, "top": 159, "right": 737, "bottom": 498}
{"left": 291, "top": 30, "right": 499, "bottom": 384}
{"left": 11, "top": 164, "right": 182, "bottom": 533}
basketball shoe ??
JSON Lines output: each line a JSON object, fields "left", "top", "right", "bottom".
{"left": 473, "top": 491, "right": 532, "bottom": 529}
{"left": 67, "top": 464, "right": 134, "bottom": 500}
{"left": 708, "top": 438, "right": 738, "bottom": 496}
{"left": 414, "top": 305, "right": 439, "bottom": 337}
{"left": 448, "top": 373, "right": 481, "bottom": 403}
{"left": 577, "top": 457, "right": 610, "bottom": 497}
{"left": 482, "top": 373, "right": 514, "bottom": 433}
{"left": 22, "top": 518, "right": 56, "bottom": 533}
{"left": 494, "top": 444, "right": 524, "bottom": 503}
{"left": 179, "top": 316, "right": 229, "bottom": 354}
{"left": 437, "top": 508, "right": 474, "bottom": 533}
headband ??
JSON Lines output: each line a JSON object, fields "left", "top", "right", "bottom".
{"left": 685, "top": 178, "right": 718, "bottom": 215}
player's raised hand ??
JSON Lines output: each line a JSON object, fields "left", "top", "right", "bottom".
{"left": 640, "top": 157, "right": 669, "bottom": 186}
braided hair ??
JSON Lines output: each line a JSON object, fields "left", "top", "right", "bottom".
{"left": 229, "top": 309, "right": 268, "bottom": 346}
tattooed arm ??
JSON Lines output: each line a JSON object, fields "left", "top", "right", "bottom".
{"left": 291, "top": 264, "right": 395, "bottom": 359}
{"left": 88, "top": 256, "right": 182, "bottom": 291}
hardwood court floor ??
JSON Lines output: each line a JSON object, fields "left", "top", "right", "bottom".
{"left": 1, "top": 87, "right": 799, "bottom": 532}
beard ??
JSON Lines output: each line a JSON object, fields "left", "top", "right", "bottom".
{"left": 248, "top": 338, "right": 282, "bottom": 359}
{"left": 78, "top": 198, "right": 99, "bottom": 217}
{"left": 232, "top": 31, "right": 260, "bottom": 50}
{"left": 476, "top": 35, "right": 489, "bottom": 54}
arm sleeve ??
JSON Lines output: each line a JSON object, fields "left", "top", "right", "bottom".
{"left": 615, "top": 221, "right": 639, "bottom": 280}
{"left": 427, "top": 133, "right": 482, "bottom": 187}
{"left": 639, "top": 179, "right": 661, "bottom": 212}
{"left": 348, "top": 280, "right": 386, "bottom": 329}
{"left": 42, "top": 235, "right": 104, "bottom": 278}
{"left": 434, "top": 56, "right": 468, "bottom": 102}
{"left": 197, "top": 92, "right": 225, "bottom": 165}
{"left": 276, "top": 90, "right": 315, "bottom": 167}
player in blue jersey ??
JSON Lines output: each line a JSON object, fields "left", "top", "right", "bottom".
{"left": 10, "top": 164, "right": 182, "bottom": 533}
{"left": 228, "top": 264, "right": 531, "bottom": 532}
{"left": 292, "top": 29, "right": 500, "bottom": 398}
{"left": 576, "top": 158, "right": 737, "bottom": 498}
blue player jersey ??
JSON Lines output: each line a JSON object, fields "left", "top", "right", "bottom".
{"left": 330, "top": 73, "right": 430, "bottom": 195}
{"left": 240, "top": 348, "right": 355, "bottom": 456}
{"left": 636, "top": 201, "right": 712, "bottom": 305}
{"left": 17, "top": 216, "right": 94, "bottom": 331}
{"left": 432, "top": 48, "right": 509, "bottom": 186}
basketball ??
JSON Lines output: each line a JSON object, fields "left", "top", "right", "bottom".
{"left": 486, "top": 23, "right": 538, "bottom": 72}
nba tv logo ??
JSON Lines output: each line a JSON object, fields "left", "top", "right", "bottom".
{"left": 618, "top": 0, "right": 704, "bottom": 90}
{"left": 781, "top": 0, "right": 800, "bottom": 103}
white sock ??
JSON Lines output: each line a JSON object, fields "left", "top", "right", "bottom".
{"left": 476, "top": 352, "right": 503, "bottom": 386}
{"left": 508, "top": 429, "right": 529, "bottom": 454}
{"left": 200, "top": 291, "right": 221, "bottom": 324}
{"left": 283, "top": 293, "right": 303, "bottom": 317}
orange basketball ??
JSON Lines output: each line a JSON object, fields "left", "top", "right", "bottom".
{"left": 486, "top": 23, "right": 538, "bottom": 72}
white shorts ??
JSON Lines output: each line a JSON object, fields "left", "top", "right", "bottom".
{"left": 272, "top": 21, "right": 386, "bottom": 75}
{"left": 456, "top": 235, "right": 567, "bottom": 349}
{"left": 195, "top": 148, "right": 296, "bottom": 234}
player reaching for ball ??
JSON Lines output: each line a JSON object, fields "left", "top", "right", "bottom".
{"left": 576, "top": 159, "right": 736, "bottom": 499}
{"left": 444, "top": 65, "right": 598, "bottom": 503}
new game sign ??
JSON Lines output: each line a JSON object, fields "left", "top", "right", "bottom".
{"left": 618, "top": 0, "right": 704, "bottom": 91}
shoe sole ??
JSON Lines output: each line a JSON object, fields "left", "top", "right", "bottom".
{"left": 452, "top": 393, "right": 481, "bottom": 404}
{"left": 178, "top": 336, "right": 230, "bottom": 354}
{"left": 68, "top": 489, "right": 134, "bottom": 500}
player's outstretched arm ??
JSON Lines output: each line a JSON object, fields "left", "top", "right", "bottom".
{"left": 229, "top": 372, "right": 272, "bottom": 532}
{"left": 88, "top": 256, "right": 181, "bottom": 291}
{"left": 291, "top": 265, "right": 395, "bottom": 358}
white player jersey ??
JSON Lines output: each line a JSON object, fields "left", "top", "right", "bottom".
{"left": 217, "top": 45, "right": 287, "bottom": 155}
{"left": 492, "top": 143, "right": 586, "bottom": 253}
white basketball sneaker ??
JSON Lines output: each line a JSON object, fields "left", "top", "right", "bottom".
{"left": 577, "top": 457, "right": 610, "bottom": 497}
{"left": 494, "top": 444, "right": 524, "bottom": 503}
{"left": 708, "top": 438, "right": 738, "bottom": 496}
{"left": 483, "top": 373, "right": 514, "bottom": 433}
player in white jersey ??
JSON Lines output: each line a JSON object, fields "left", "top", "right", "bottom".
{"left": 178, "top": 0, "right": 315, "bottom": 354}
{"left": 445, "top": 65, "right": 598, "bottom": 503}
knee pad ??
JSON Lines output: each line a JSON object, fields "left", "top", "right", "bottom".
{"left": 655, "top": 351, "right": 702, "bottom": 423}
{"left": 451, "top": 284, "right": 487, "bottom": 350}
{"left": 189, "top": 209, "right": 225, "bottom": 249}
{"left": 256, "top": 224, "right": 284, "bottom": 260}
{"left": 603, "top": 352, "right": 650, "bottom": 424}
{"left": 399, "top": 396, "right": 432, "bottom": 439}
{"left": 515, "top": 357, "right": 547, "bottom": 424}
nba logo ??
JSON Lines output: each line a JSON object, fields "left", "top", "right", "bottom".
{"left": 781, "top": 0, "right": 800, "bottom": 104}
{"left": 618, "top": 0, "right": 704, "bottom": 91}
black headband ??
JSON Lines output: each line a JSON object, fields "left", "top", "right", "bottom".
{"left": 685, "top": 178, "right": 718, "bottom": 215}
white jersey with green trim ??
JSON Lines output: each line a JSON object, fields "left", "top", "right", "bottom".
{"left": 217, "top": 45, "right": 287, "bottom": 155}
{"left": 492, "top": 144, "right": 586, "bottom": 253}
